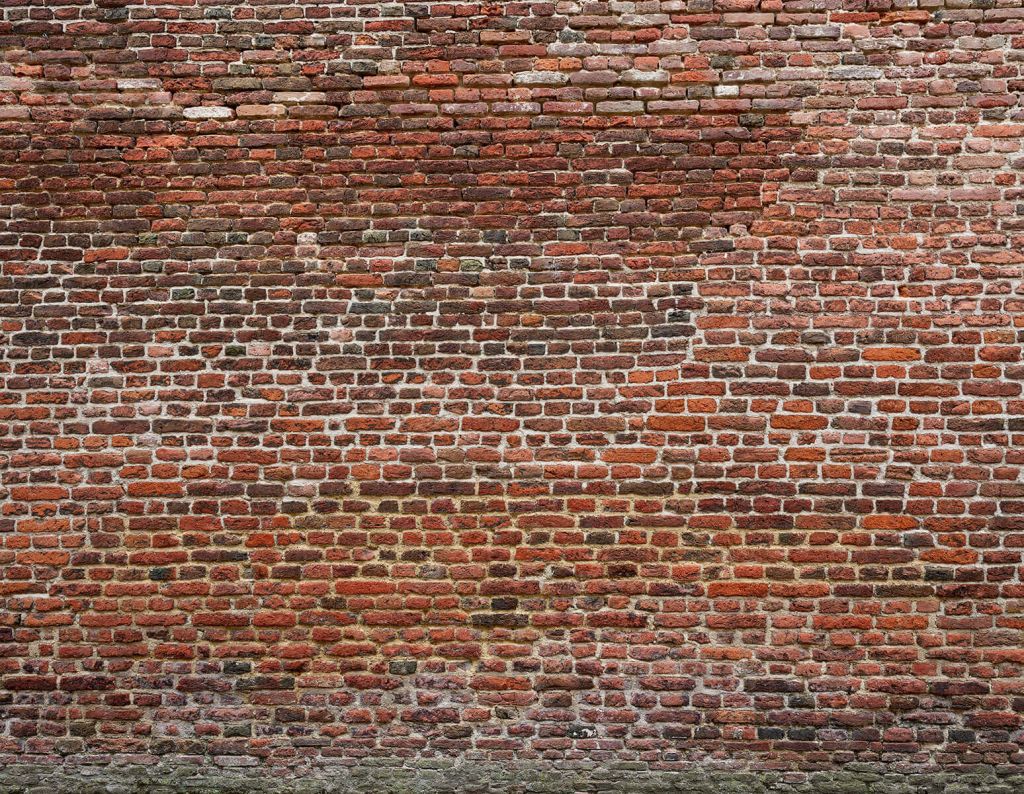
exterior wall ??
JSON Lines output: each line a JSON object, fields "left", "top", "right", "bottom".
{"left": 1, "top": 0, "right": 1023, "bottom": 787}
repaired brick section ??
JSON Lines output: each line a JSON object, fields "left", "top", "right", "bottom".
{"left": 1, "top": 0, "right": 1024, "bottom": 784}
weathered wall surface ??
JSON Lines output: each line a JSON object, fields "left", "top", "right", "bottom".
{"left": 1, "top": 0, "right": 1024, "bottom": 788}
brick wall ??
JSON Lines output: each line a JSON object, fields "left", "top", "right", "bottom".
{"left": 1, "top": 0, "right": 1023, "bottom": 784}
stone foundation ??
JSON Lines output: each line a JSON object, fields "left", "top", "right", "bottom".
{"left": 4, "top": 762, "right": 1024, "bottom": 794}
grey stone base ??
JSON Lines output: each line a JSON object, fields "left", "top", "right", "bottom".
{"left": 3, "top": 762, "right": 1024, "bottom": 794}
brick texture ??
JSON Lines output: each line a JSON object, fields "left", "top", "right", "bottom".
{"left": 1, "top": 0, "right": 1024, "bottom": 780}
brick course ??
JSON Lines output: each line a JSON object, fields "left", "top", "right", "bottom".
{"left": 1, "top": 0, "right": 1024, "bottom": 785}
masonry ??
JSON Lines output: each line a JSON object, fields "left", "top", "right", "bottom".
{"left": 0, "top": 0, "right": 1023, "bottom": 790}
